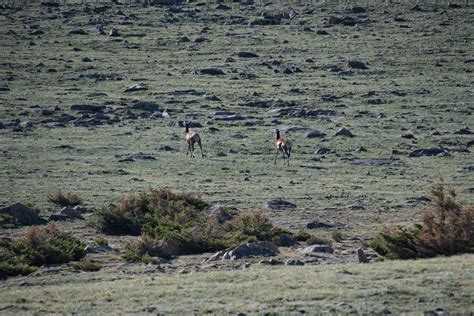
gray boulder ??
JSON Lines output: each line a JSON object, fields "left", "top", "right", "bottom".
{"left": 222, "top": 242, "right": 279, "bottom": 260}
{"left": 299, "top": 244, "right": 334, "bottom": 254}
{"left": 334, "top": 128, "right": 355, "bottom": 137}
{"left": 285, "top": 259, "right": 305, "bottom": 266}
{"left": 0, "top": 203, "right": 46, "bottom": 226}
{"left": 409, "top": 148, "right": 449, "bottom": 157}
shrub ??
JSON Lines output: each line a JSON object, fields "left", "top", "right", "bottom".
{"left": 111, "top": 188, "right": 293, "bottom": 261}
{"left": 93, "top": 237, "right": 109, "bottom": 247}
{"left": 332, "top": 230, "right": 344, "bottom": 242}
{"left": 0, "top": 223, "right": 86, "bottom": 279}
{"left": 0, "top": 214, "right": 17, "bottom": 227}
{"left": 48, "top": 190, "right": 83, "bottom": 207}
{"left": 71, "top": 259, "right": 102, "bottom": 272}
{"left": 371, "top": 179, "right": 474, "bottom": 259}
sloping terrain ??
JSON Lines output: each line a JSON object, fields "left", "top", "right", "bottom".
{"left": 0, "top": 0, "right": 473, "bottom": 313}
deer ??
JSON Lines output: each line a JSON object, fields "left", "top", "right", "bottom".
{"left": 274, "top": 128, "right": 292, "bottom": 166}
{"left": 185, "top": 122, "right": 204, "bottom": 158}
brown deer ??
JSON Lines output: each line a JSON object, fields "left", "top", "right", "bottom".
{"left": 274, "top": 129, "right": 291, "bottom": 165}
{"left": 185, "top": 122, "right": 204, "bottom": 158}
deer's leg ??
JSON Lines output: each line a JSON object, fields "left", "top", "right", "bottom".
{"left": 198, "top": 139, "right": 204, "bottom": 158}
{"left": 191, "top": 142, "right": 195, "bottom": 158}
{"left": 274, "top": 148, "right": 280, "bottom": 164}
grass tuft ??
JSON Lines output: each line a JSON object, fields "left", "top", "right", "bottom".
{"left": 47, "top": 190, "right": 83, "bottom": 207}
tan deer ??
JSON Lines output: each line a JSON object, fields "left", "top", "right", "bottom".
{"left": 185, "top": 122, "right": 204, "bottom": 158}
{"left": 274, "top": 129, "right": 292, "bottom": 166}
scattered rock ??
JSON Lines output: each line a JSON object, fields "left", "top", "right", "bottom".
{"left": 409, "top": 148, "right": 449, "bottom": 157}
{"left": 85, "top": 244, "right": 112, "bottom": 253}
{"left": 237, "top": 52, "right": 259, "bottom": 58}
{"left": 155, "top": 145, "right": 175, "bottom": 152}
{"left": 454, "top": 127, "right": 472, "bottom": 135}
{"left": 0, "top": 203, "right": 46, "bottom": 226}
{"left": 203, "top": 93, "right": 220, "bottom": 101}
{"left": 358, "top": 248, "right": 369, "bottom": 263}
{"left": 285, "top": 259, "right": 305, "bottom": 266}
{"left": 402, "top": 131, "right": 416, "bottom": 139}
{"left": 347, "top": 204, "right": 366, "bottom": 210}
{"left": 198, "top": 68, "right": 225, "bottom": 76}
{"left": 334, "top": 128, "right": 355, "bottom": 137}
{"left": 223, "top": 242, "right": 279, "bottom": 260}
{"left": 307, "top": 221, "right": 333, "bottom": 229}
{"left": 347, "top": 60, "right": 368, "bottom": 69}
{"left": 68, "top": 29, "right": 87, "bottom": 35}
{"left": 264, "top": 199, "right": 296, "bottom": 210}
{"left": 207, "top": 204, "right": 233, "bottom": 224}
{"left": 60, "top": 206, "right": 84, "bottom": 220}
{"left": 258, "top": 258, "right": 283, "bottom": 265}
{"left": 109, "top": 28, "right": 119, "bottom": 37}
{"left": 168, "top": 120, "right": 202, "bottom": 128}
{"left": 124, "top": 83, "right": 148, "bottom": 92}
{"left": 299, "top": 244, "right": 334, "bottom": 254}
{"left": 315, "top": 147, "right": 331, "bottom": 155}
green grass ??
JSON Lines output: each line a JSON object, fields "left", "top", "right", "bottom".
{"left": 0, "top": 254, "right": 472, "bottom": 314}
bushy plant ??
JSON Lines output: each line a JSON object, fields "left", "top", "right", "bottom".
{"left": 371, "top": 179, "right": 474, "bottom": 259}
{"left": 48, "top": 190, "right": 83, "bottom": 207}
{"left": 110, "top": 188, "right": 293, "bottom": 261}
{"left": 0, "top": 223, "right": 86, "bottom": 279}
{"left": 71, "top": 259, "right": 102, "bottom": 272}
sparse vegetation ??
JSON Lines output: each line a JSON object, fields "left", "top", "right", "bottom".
{"left": 100, "top": 188, "right": 292, "bottom": 260}
{"left": 332, "top": 230, "right": 344, "bottom": 242}
{"left": 71, "top": 259, "right": 103, "bottom": 272}
{"left": 0, "top": 223, "right": 86, "bottom": 279}
{"left": 47, "top": 190, "right": 83, "bottom": 207}
{"left": 371, "top": 179, "right": 474, "bottom": 259}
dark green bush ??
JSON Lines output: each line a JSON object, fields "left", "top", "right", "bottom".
{"left": 371, "top": 179, "right": 474, "bottom": 259}
{"left": 0, "top": 223, "right": 86, "bottom": 279}
{"left": 106, "top": 188, "right": 293, "bottom": 262}
{"left": 48, "top": 190, "right": 83, "bottom": 207}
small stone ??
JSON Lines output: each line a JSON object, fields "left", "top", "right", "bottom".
{"left": 334, "top": 128, "right": 355, "bottom": 137}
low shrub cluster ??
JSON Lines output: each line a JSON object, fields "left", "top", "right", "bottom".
{"left": 95, "top": 188, "right": 292, "bottom": 261}
{"left": 47, "top": 190, "right": 83, "bottom": 207}
{"left": 0, "top": 223, "right": 86, "bottom": 279}
{"left": 371, "top": 179, "right": 474, "bottom": 259}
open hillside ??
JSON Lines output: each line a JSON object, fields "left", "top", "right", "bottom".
{"left": 0, "top": 0, "right": 473, "bottom": 314}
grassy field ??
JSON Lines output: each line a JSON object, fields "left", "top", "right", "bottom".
{"left": 1, "top": 254, "right": 473, "bottom": 314}
{"left": 0, "top": 0, "right": 473, "bottom": 313}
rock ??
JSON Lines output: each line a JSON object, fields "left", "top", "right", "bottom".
{"left": 307, "top": 221, "right": 333, "bottom": 229}
{"left": 402, "top": 131, "right": 416, "bottom": 139}
{"left": 454, "top": 127, "right": 472, "bottom": 135}
{"left": 282, "top": 64, "right": 302, "bottom": 75}
{"left": 48, "top": 214, "right": 70, "bottom": 222}
{"left": 306, "top": 130, "right": 326, "bottom": 139}
{"left": 198, "top": 68, "right": 225, "bottom": 76}
{"left": 273, "top": 234, "right": 299, "bottom": 247}
{"left": 409, "top": 148, "right": 449, "bottom": 157}
{"left": 237, "top": 52, "right": 259, "bottom": 58}
{"left": 67, "top": 29, "right": 87, "bottom": 35}
{"left": 347, "top": 204, "right": 365, "bottom": 210}
{"left": 0, "top": 203, "right": 46, "bottom": 226}
{"left": 299, "top": 244, "right": 334, "bottom": 254}
{"left": 109, "top": 28, "right": 119, "bottom": 37}
{"left": 207, "top": 204, "right": 233, "bottom": 224}
{"left": 30, "top": 30, "right": 44, "bottom": 36}
{"left": 168, "top": 120, "right": 202, "bottom": 128}
{"left": 222, "top": 241, "right": 279, "bottom": 260}
{"left": 316, "top": 30, "right": 329, "bottom": 35}
{"left": 203, "top": 93, "right": 220, "bottom": 101}
{"left": 155, "top": 145, "right": 175, "bottom": 152}
{"left": 216, "top": 4, "right": 231, "bottom": 10}
{"left": 70, "top": 104, "right": 105, "bottom": 113}
{"left": 60, "top": 207, "right": 84, "bottom": 220}
{"left": 124, "top": 83, "right": 148, "bottom": 92}
{"left": 334, "top": 128, "right": 355, "bottom": 137}
{"left": 85, "top": 244, "right": 112, "bottom": 254}
{"left": 347, "top": 60, "right": 368, "bottom": 69}
{"left": 315, "top": 147, "right": 331, "bottom": 155}
{"left": 128, "top": 101, "right": 159, "bottom": 111}
{"left": 45, "top": 122, "right": 66, "bottom": 128}
{"left": 82, "top": 57, "right": 92, "bottom": 62}
{"left": 358, "top": 248, "right": 369, "bottom": 263}
{"left": 264, "top": 199, "right": 296, "bottom": 210}
{"left": 259, "top": 258, "right": 283, "bottom": 265}
{"left": 285, "top": 259, "right": 305, "bottom": 266}
{"left": 467, "top": 140, "right": 474, "bottom": 147}
{"left": 348, "top": 6, "right": 366, "bottom": 13}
